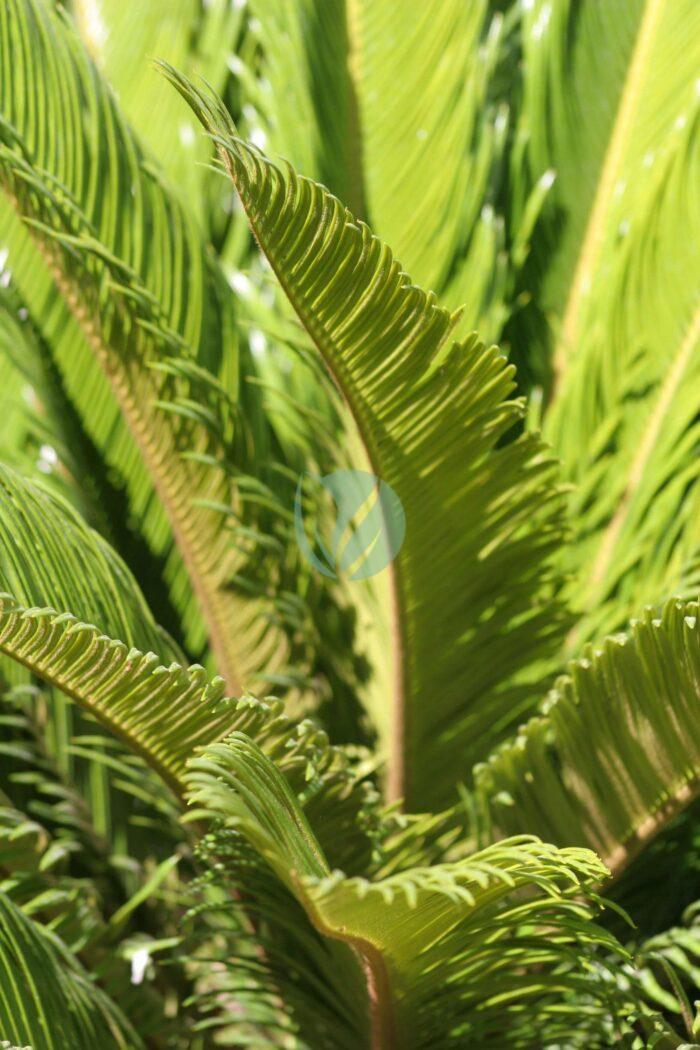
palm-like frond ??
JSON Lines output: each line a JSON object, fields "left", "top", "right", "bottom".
{"left": 348, "top": 0, "right": 508, "bottom": 337}
{"left": 0, "top": 462, "right": 225, "bottom": 794}
{"left": 0, "top": 281, "right": 39, "bottom": 480}
{"left": 0, "top": 281, "right": 189, "bottom": 637}
{"left": 0, "top": 0, "right": 240, "bottom": 667}
{"left": 0, "top": 890, "right": 140, "bottom": 1049}
{"left": 0, "top": 597, "right": 243, "bottom": 800}
{"left": 1, "top": 0, "right": 324, "bottom": 700}
{"left": 0, "top": 461, "right": 380, "bottom": 870}
{"left": 72, "top": 0, "right": 242, "bottom": 216}
{"left": 162, "top": 68, "right": 570, "bottom": 811}
{"left": 557, "top": 102, "right": 699, "bottom": 649}
{"left": 0, "top": 671, "right": 219, "bottom": 1045}
{"left": 242, "top": 1, "right": 530, "bottom": 344}
{"left": 1, "top": 3, "right": 699, "bottom": 1044}
{"left": 638, "top": 903, "right": 700, "bottom": 1029}
{"left": 186, "top": 734, "right": 660, "bottom": 1048}
{"left": 475, "top": 599, "right": 700, "bottom": 879}
{"left": 0, "top": 597, "right": 381, "bottom": 862}
{"left": 519, "top": 0, "right": 699, "bottom": 389}
{"left": 0, "top": 0, "right": 361, "bottom": 704}
{"left": 0, "top": 464, "right": 172, "bottom": 659}
{"left": 516, "top": 0, "right": 700, "bottom": 648}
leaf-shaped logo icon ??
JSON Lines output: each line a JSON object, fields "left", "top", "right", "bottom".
{"left": 294, "top": 470, "right": 405, "bottom": 580}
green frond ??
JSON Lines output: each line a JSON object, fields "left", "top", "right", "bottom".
{"left": 1, "top": 6, "right": 698, "bottom": 1044}
{"left": 519, "top": 0, "right": 700, "bottom": 388}
{"left": 0, "top": 463, "right": 173, "bottom": 659}
{"left": 0, "top": 636, "right": 380, "bottom": 875}
{"left": 0, "top": 281, "right": 193, "bottom": 640}
{"left": 552, "top": 97, "right": 700, "bottom": 650}
{"left": 516, "top": 0, "right": 700, "bottom": 650}
{"left": 245, "top": 1, "right": 514, "bottom": 342}
{"left": 475, "top": 598, "right": 700, "bottom": 880}
{"left": 0, "top": 0, "right": 258, "bottom": 682}
{"left": 349, "top": 0, "right": 508, "bottom": 337}
{"left": 0, "top": 0, "right": 355, "bottom": 702}
{"left": 638, "top": 902, "right": 700, "bottom": 1025}
{"left": 0, "top": 890, "right": 141, "bottom": 1049}
{"left": 0, "top": 598, "right": 242, "bottom": 800}
{"left": 0, "top": 465, "right": 379, "bottom": 872}
{"left": 186, "top": 734, "right": 662, "bottom": 1048}
{"left": 0, "top": 356, "right": 30, "bottom": 473}
{"left": 71, "top": 0, "right": 242, "bottom": 214}
{"left": 246, "top": 0, "right": 363, "bottom": 215}
{"left": 0, "top": 671, "right": 214, "bottom": 1045}
{"left": 159, "top": 66, "right": 570, "bottom": 810}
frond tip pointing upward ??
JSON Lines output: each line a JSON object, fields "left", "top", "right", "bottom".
{"left": 159, "top": 61, "right": 571, "bottom": 810}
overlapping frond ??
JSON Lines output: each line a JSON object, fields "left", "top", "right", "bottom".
{"left": 0, "top": 282, "right": 192, "bottom": 638}
{"left": 0, "top": 0, "right": 228, "bottom": 659}
{"left": 0, "top": 680, "right": 178, "bottom": 896}
{"left": 0, "top": 463, "right": 173, "bottom": 659}
{"left": 244, "top": 2, "right": 529, "bottom": 344}
{"left": 0, "top": 890, "right": 140, "bottom": 1049}
{"left": 0, "top": 464, "right": 379, "bottom": 872}
{"left": 72, "top": 0, "right": 242, "bottom": 214}
{"left": 161, "top": 67, "right": 570, "bottom": 810}
{"left": 186, "top": 734, "right": 663, "bottom": 1048}
{"left": 0, "top": 610, "right": 380, "bottom": 872}
{"left": 0, "top": 671, "right": 223, "bottom": 1045}
{"left": 475, "top": 599, "right": 700, "bottom": 880}
{"left": 515, "top": 0, "right": 700, "bottom": 650}
{"left": 553, "top": 94, "right": 700, "bottom": 650}
{"left": 519, "top": 0, "right": 700, "bottom": 387}
{"left": 0, "top": 0, "right": 313, "bottom": 691}
{"left": 0, "top": 462, "right": 221, "bottom": 793}
{"left": 638, "top": 903, "right": 700, "bottom": 1028}
{"left": 246, "top": 0, "right": 362, "bottom": 214}
{"left": 0, "top": 598, "right": 245, "bottom": 800}
{"left": 349, "top": 0, "right": 509, "bottom": 338}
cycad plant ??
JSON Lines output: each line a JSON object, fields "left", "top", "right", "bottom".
{"left": 0, "top": 0, "right": 699, "bottom": 1046}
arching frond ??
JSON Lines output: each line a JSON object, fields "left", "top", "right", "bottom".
{"left": 160, "top": 67, "right": 570, "bottom": 810}
{"left": 72, "top": 0, "right": 242, "bottom": 214}
{"left": 0, "top": 890, "right": 141, "bottom": 1049}
{"left": 0, "top": 598, "right": 248, "bottom": 800}
{"left": 0, "top": 615, "right": 380, "bottom": 871}
{"left": 186, "top": 734, "right": 663, "bottom": 1048}
{"left": 519, "top": 0, "right": 699, "bottom": 388}
{"left": 475, "top": 599, "right": 700, "bottom": 880}
{"left": 0, "top": 464, "right": 173, "bottom": 659}
{"left": 349, "top": 0, "right": 508, "bottom": 338}
{"left": 0, "top": 0, "right": 292, "bottom": 689}
{"left": 0, "top": 463, "right": 379, "bottom": 872}
{"left": 517, "top": 0, "right": 700, "bottom": 650}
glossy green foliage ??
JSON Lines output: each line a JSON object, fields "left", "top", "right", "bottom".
{"left": 0, "top": 0, "right": 698, "bottom": 1046}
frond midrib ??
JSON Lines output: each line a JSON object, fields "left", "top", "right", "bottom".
{"left": 552, "top": 0, "right": 665, "bottom": 390}
{"left": 568, "top": 300, "right": 700, "bottom": 651}
{"left": 213, "top": 140, "right": 413, "bottom": 798}
{"left": 1, "top": 178, "right": 244, "bottom": 694}
{"left": 0, "top": 602, "right": 186, "bottom": 799}
{"left": 604, "top": 774, "right": 700, "bottom": 879}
